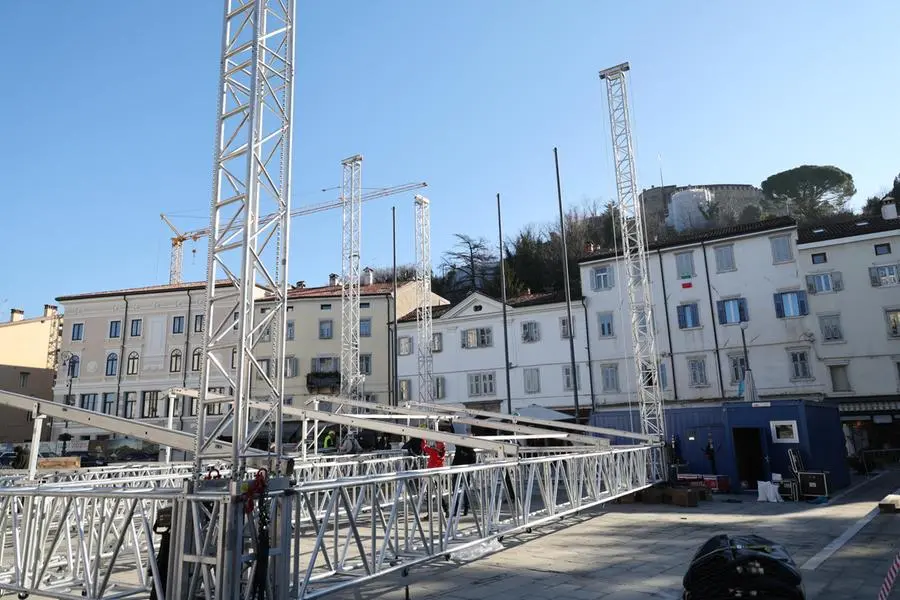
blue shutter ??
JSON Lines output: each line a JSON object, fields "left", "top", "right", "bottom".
{"left": 716, "top": 301, "right": 726, "bottom": 325}
{"left": 797, "top": 291, "right": 809, "bottom": 315}
{"left": 773, "top": 293, "right": 785, "bottom": 318}
{"left": 738, "top": 299, "right": 749, "bottom": 322}
{"left": 689, "top": 304, "right": 700, "bottom": 327}
{"left": 832, "top": 271, "right": 844, "bottom": 291}
{"left": 805, "top": 275, "right": 817, "bottom": 294}
{"left": 677, "top": 306, "right": 687, "bottom": 329}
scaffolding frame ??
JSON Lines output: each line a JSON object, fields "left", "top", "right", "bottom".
{"left": 414, "top": 195, "right": 434, "bottom": 404}
{"left": 340, "top": 155, "right": 364, "bottom": 405}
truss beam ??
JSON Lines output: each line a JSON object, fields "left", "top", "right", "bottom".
{"left": 340, "top": 155, "right": 364, "bottom": 404}
{"left": 414, "top": 194, "right": 434, "bottom": 404}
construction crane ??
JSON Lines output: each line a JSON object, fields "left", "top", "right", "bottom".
{"left": 598, "top": 63, "right": 666, "bottom": 466}
{"left": 161, "top": 180, "right": 427, "bottom": 284}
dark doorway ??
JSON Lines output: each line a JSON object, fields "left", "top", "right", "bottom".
{"left": 732, "top": 427, "right": 766, "bottom": 490}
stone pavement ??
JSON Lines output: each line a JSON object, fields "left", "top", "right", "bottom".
{"left": 335, "top": 471, "right": 900, "bottom": 600}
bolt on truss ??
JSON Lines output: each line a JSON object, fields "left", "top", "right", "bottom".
{"left": 598, "top": 63, "right": 665, "bottom": 453}
{"left": 414, "top": 194, "right": 434, "bottom": 404}
{"left": 341, "top": 155, "right": 364, "bottom": 404}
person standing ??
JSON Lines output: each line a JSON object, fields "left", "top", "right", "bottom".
{"left": 422, "top": 441, "right": 448, "bottom": 517}
{"left": 450, "top": 445, "right": 476, "bottom": 515}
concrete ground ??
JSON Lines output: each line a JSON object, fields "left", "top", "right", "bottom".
{"left": 335, "top": 471, "right": 900, "bottom": 600}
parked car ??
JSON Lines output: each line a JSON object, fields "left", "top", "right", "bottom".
{"left": 0, "top": 452, "right": 15, "bottom": 467}
{"left": 64, "top": 451, "right": 108, "bottom": 468}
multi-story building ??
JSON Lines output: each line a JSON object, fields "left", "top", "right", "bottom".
{"left": 396, "top": 291, "right": 591, "bottom": 417}
{"left": 0, "top": 364, "right": 55, "bottom": 444}
{"left": 0, "top": 305, "right": 62, "bottom": 370}
{"left": 48, "top": 276, "right": 446, "bottom": 444}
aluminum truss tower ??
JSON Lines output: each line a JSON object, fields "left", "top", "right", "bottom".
{"left": 414, "top": 194, "right": 434, "bottom": 404}
{"left": 341, "top": 155, "right": 364, "bottom": 402}
{"left": 598, "top": 63, "right": 665, "bottom": 444}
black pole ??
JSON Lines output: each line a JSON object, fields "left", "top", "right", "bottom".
{"left": 391, "top": 206, "right": 399, "bottom": 407}
{"left": 497, "top": 193, "right": 513, "bottom": 415}
{"left": 554, "top": 148, "right": 580, "bottom": 421}
{"left": 740, "top": 326, "right": 750, "bottom": 371}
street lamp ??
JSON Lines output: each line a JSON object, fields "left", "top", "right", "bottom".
{"left": 59, "top": 351, "right": 78, "bottom": 405}
{"left": 739, "top": 321, "right": 750, "bottom": 374}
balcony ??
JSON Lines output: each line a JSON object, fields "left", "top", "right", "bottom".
{"left": 306, "top": 371, "right": 341, "bottom": 393}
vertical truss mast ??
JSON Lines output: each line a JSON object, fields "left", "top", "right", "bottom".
{"left": 414, "top": 195, "right": 434, "bottom": 404}
{"left": 340, "top": 155, "right": 363, "bottom": 401}
{"left": 598, "top": 63, "right": 665, "bottom": 444}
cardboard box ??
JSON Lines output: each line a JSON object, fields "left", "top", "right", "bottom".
{"left": 667, "top": 487, "right": 699, "bottom": 508}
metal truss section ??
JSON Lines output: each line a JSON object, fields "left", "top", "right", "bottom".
{"left": 599, "top": 63, "right": 665, "bottom": 454}
{"left": 0, "top": 446, "right": 651, "bottom": 600}
{"left": 195, "top": 0, "right": 295, "bottom": 472}
{"left": 340, "top": 155, "right": 364, "bottom": 404}
{"left": 414, "top": 195, "right": 435, "bottom": 404}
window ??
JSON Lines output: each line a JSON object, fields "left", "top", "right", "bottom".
{"left": 677, "top": 303, "right": 701, "bottom": 329}
{"left": 399, "top": 379, "right": 411, "bottom": 402}
{"left": 80, "top": 394, "right": 98, "bottom": 412}
{"left": 563, "top": 364, "right": 581, "bottom": 391}
{"left": 591, "top": 266, "right": 614, "bottom": 290}
{"left": 811, "top": 252, "right": 827, "bottom": 265}
{"left": 770, "top": 235, "right": 794, "bottom": 263}
{"left": 714, "top": 245, "right": 736, "bottom": 272}
{"left": 789, "top": 350, "right": 812, "bottom": 380}
{"left": 194, "top": 314, "right": 204, "bottom": 332}
{"left": 261, "top": 326, "right": 271, "bottom": 342}
{"left": 141, "top": 391, "right": 160, "bottom": 418}
{"left": 887, "top": 310, "right": 900, "bottom": 338}
{"left": 130, "top": 319, "right": 142, "bottom": 337}
{"left": 285, "top": 356, "right": 298, "bottom": 378}
{"left": 467, "top": 372, "right": 496, "bottom": 396}
{"left": 105, "top": 353, "right": 118, "bottom": 377}
{"left": 462, "top": 327, "right": 493, "bottom": 349}
{"left": 433, "top": 376, "right": 446, "bottom": 400}
{"left": 172, "top": 316, "right": 185, "bottom": 334}
{"left": 192, "top": 348, "right": 202, "bottom": 371}
{"left": 359, "top": 354, "right": 372, "bottom": 376}
{"left": 360, "top": 318, "right": 372, "bottom": 337}
{"left": 205, "top": 387, "right": 226, "bottom": 415}
{"left": 523, "top": 368, "right": 541, "bottom": 394}
{"left": 169, "top": 349, "right": 182, "bottom": 373}
{"left": 398, "top": 336, "right": 412, "bottom": 356}
{"left": 102, "top": 393, "right": 116, "bottom": 415}
{"left": 522, "top": 321, "right": 540, "bottom": 343}
{"left": 320, "top": 303, "right": 332, "bottom": 311}
{"left": 68, "top": 355, "right": 81, "bottom": 378}
{"left": 311, "top": 356, "right": 338, "bottom": 372}
{"left": 109, "top": 320, "right": 121, "bottom": 339}
{"left": 286, "top": 320, "right": 295, "bottom": 341}
{"left": 71, "top": 323, "right": 83, "bottom": 341}
{"left": 597, "top": 313, "right": 615, "bottom": 338}
{"left": 729, "top": 355, "right": 747, "bottom": 383}
{"left": 18, "top": 372, "right": 28, "bottom": 388}
{"left": 869, "top": 264, "right": 900, "bottom": 287}
{"left": 560, "top": 316, "right": 575, "bottom": 339}
{"left": 875, "top": 243, "right": 892, "bottom": 256}
{"left": 773, "top": 291, "right": 808, "bottom": 318}
{"left": 819, "top": 314, "right": 843, "bottom": 342}
{"left": 126, "top": 351, "right": 139, "bottom": 375}
{"left": 716, "top": 298, "right": 748, "bottom": 325}
{"left": 257, "top": 359, "right": 271, "bottom": 380}
{"left": 360, "top": 302, "right": 370, "bottom": 309}
{"left": 659, "top": 363, "right": 668, "bottom": 390}
{"left": 805, "top": 272, "right": 843, "bottom": 294}
{"left": 688, "top": 358, "right": 708, "bottom": 386}
{"left": 319, "top": 320, "right": 333, "bottom": 339}
{"left": 432, "top": 332, "right": 443, "bottom": 352}
{"left": 123, "top": 392, "right": 136, "bottom": 419}
{"left": 600, "top": 364, "right": 619, "bottom": 392}
{"left": 675, "top": 252, "right": 695, "bottom": 279}
{"left": 829, "top": 365, "right": 851, "bottom": 392}
{"left": 231, "top": 348, "right": 237, "bottom": 369}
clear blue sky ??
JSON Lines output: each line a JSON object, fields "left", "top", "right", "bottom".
{"left": 2, "top": 1, "right": 898, "bottom": 318}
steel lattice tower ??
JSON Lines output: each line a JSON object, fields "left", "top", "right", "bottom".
{"left": 340, "top": 155, "right": 363, "bottom": 402}
{"left": 414, "top": 195, "right": 434, "bottom": 404}
{"left": 598, "top": 63, "right": 665, "bottom": 444}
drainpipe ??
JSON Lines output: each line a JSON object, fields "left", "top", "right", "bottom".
{"left": 581, "top": 297, "right": 596, "bottom": 410}
{"left": 180, "top": 291, "right": 192, "bottom": 440}
{"left": 656, "top": 251, "right": 678, "bottom": 400}
{"left": 115, "top": 296, "right": 129, "bottom": 418}
{"left": 385, "top": 296, "right": 392, "bottom": 405}
{"left": 700, "top": 241, "right": 726, "bottom": 399}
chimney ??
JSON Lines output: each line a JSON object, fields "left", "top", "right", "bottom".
{"left": 363, "top": 267, "right": 374, "bottom": 286}
{"left": 295, "top": 280, "right": 306, "bottom": 289}
{"left": 328, "top": 273, "right": 339, "bottom": 287}
{"left": 882, "top": 196, "right": 898, "bottom": 220}
{"left": 10, "top": 308, "right": 24, "bottom": 322}
{"left": 584, "top": 242, "right": 595, "bottom": 254}
{"left": 43, "top": 304, "right": 58, "bottom": 318}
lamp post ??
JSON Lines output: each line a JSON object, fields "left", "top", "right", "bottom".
{"left": 739, "top": 321, "right": 750, "bottom": 374}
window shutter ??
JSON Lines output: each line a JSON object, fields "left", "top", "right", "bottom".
{"left": 773, "top": 293, "right": 785, "bottom": 318}
{"left": 797, "top": 291, "right": 809, "bottom": 316}
{"left": 534, "top": 322, "right": 541, "bottom": 339}
{"left": 716, "top": 301, "right": 726, "bottom": 325}
{"left": 461, "top": 331, "right": 467, "bottom": 348}
{"left": 832, "top": 271, "right": 844, "bottom": 291}
{"left": 738, "top": 299, "right": 749, "bottom": 322}
{"left": 310, "top": 358, "right": 317, "bottom": 373}
{"left": 591, "top": 269, "right": 599, "bottom": 291}
{"left": 870, "top": 267, "right": 882, "bottom": 287}
{"left": 677, "top": 306, "right": 687, "bottom": 329}
{"left": 805, "top": 275, "right": 817, "bottom": 295}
